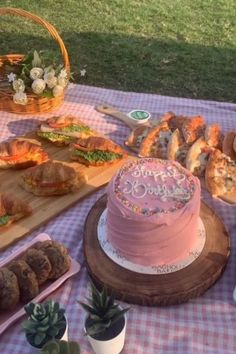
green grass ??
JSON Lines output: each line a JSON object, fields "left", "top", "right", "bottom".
{"left": 0, "top": 0, "right": 236, "bottom": 102}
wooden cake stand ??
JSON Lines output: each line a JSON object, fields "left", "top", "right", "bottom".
{"left": 84, "top": 195, "right": 230, "bottom": 306}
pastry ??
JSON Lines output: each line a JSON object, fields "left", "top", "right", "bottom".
{"left": 139, "top": 121, "right": 172, "bottom": 158}
{"left": 222, "top": 131, "right": 236, "bottom": 161}
{"left": 205, "top": 149, "right": 236, "bottom": 197}
{"left": 0, "top": 267, "right": 20, "bottom": 310}
{"left": 34, "top": 240, "right": 71, "bottom": 280}
{"left": 204, "top": 124, "right": 222, "bottom": 148}
{"left": 167, "top": 128, "right": 190, "bottom": 166}
{"left": 186, "top": 137, "right": 213, "bottom": 176}
{"left": 233, "top": 135, "right": 236, "bottom": 154}
{"left": 8, "top": 260, "right": 39, "bottom": 303}
{"left": 161, "top": 111, "right": 190, "bottom": 131}
{"left": 181, "top": 115, "right": 205, "bottom": 144}
{"left": 0, "top": 139, "right": 48, "bottom": 169}
{"left": 20, "top": 161, "right": 87, "bottom": 196}
{"left": 23, "top": 248, "right": 52, "bottom": 285}
{"left": 38, "top": 115, "right": 97, "bottom": 146}
{"left": 0, "top": 193, "right": 32, "bottom": 229}
{"left": 70, "top": 136, "right": 127, "bottom": 166}
{"left": 125, "top": 125, "right": 150, "bottom": 153}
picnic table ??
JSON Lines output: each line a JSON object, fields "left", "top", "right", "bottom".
{"left": 0, "top": 84, "right": 236, "bottom": 354}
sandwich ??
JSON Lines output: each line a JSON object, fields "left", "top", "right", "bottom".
{"left": 181, "top": 115, "right": 206, "bottom": 144}
{"left": 205, "top": 149, "right": 236, "bottom": 197}
{"left": 70, "top": 136, "right": 127, "bottom": 166}
{"left": 20, "top": 160, "right": 87, "bottom": 196}
{"left": 0, "top": 139, "right": 48, "bottom": 169}
{"left": 0, "top": 193, "right": 32, "bottom": 229}
{"left": 139, "top": 121, "right": 172, "bottom": 159}
{"left": 125, "top": 125, "right": 151, "bottom": 153}
{"left": 222, "top": 131, "right": 236, "bottom": 161}
{"left": 160, "top": 111, "right": 190, "bottom": 132}
{"left": 186, "top": 137, "right": 213, "bottom": 176}
{"left": 204, "top": 124, "right": 222, "bottom": 148}
{"left": 37, "top": 115, "right": 97, "bottom": 146}
{"left": 167, "top": 128, "right": 190, "bottom": 166}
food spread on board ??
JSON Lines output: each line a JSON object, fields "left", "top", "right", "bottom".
{"left": 0, "top": 111, "right": 235, "bottom": 328}
{"left": 125, "top": 111, "right": 236, "bottom": 199}
{"left": 0, "top": 113, "right": 235, "bottom": 233}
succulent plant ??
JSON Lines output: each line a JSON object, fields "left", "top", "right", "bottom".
{"left": 78, "top": 281, "right": 129, "bottom": 337}
{"left": 41, "top": 339, "right": 80, "bottom": 354}
{"left": 22, "top": 300, "right": 67, "bottom": 348}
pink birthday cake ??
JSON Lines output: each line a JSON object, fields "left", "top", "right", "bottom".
{"left": 106, "top": 158, "right": 201, "bottom": 266}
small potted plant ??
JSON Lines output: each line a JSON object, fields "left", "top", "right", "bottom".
{"left": 41, "top": 339, "right": 80, "bottom": 354}
{"left": 22, "top": 299, "right": 68, "bottom": 349}
{"left": 78, "top": 282, "right": 129, "bottom": 354}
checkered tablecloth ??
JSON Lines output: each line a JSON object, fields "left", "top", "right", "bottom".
{"left": 0, "top": 84, "right": 236, "bottom": 354}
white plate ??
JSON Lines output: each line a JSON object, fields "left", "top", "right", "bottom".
{"left": 97, "top": 209, "right": 206, "bottom": 275}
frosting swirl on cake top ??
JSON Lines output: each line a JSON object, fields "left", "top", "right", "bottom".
{"left": 114, "top": 158, "right": 196, "bottom": 216}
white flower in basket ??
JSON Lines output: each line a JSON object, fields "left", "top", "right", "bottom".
{"left": 44, "top": 72, "right": 57, "bottom": 89}
{"left": 44, "top": 67, "right": 55, "bottom": 76}
{"left": 32, "top": 50, "right": 42, "bottom": 68}
{"left": 32, "top": 79, "right": 46, "bottom": 95}
{"left": 47, "top": 77, "right": 58, "bottom": 89}
{"left": 13, "top": 79, "right": 25, "bottom": 92}
{"left": 57, "top": 77, "right": 68, "bottom": 88}
{"left": 13, "top": 92, "right": 28, "bottom": 105}
{"left": 5, "top": 51, "right": 70, "bottom": 107}
{"left": 53, "top": 85, "right": 64, "bottom": 97}
{"left": 7, "top": 73, "right": 16, "bottom": 82}
{"left": 58, "top": 68, "right": 67, "bottom": 79}
{"left": 30, "top": 67, "right": 44, "bottom": 80}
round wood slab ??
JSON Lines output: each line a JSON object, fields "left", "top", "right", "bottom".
{"left": 83, "top": 195, "right": 230, "bottom": 306}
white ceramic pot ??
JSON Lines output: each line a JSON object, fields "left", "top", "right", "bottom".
{"left": 61, "top": 316, "right": 68, "bottom": 341}
{"left": 86, "top": 314, "right": 127, "bottom": 354}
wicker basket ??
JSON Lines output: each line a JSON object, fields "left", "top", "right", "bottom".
{"left": 0, "top": 7, "right": 70, "bottom": 114}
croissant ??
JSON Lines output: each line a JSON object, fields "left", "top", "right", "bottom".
{"left": 0, "top": 139, "right": 48, "bottom": 169}
{"left": 20, "top": 161, "right": 87, "bottom": 196}
{"left": 70, "top": 136, "right": 127, "bottom": 166}
{"left": 0, "top": 193, "right": 32, "bottom": 229}
{"left": 38, "top": 115, "right": 97, "bottom": 146}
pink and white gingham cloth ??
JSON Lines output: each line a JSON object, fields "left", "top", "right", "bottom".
{"left": 0, "top": 84, "right": 236, "bottom": 354}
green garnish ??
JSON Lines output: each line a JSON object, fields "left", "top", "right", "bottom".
{"left": 61, "top": 125, "right": 91, "bottom": 133}
{"left": 37, "top": 131, "right": 73, "bottom": 143}
{"left": 0, "top": 215, "right": 9, "bottom": 227}
{"left": 73, "top": 150, "right": 122, "bottom": 162}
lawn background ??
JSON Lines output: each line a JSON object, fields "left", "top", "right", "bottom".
{"left": 0, "top": 0, "right": 236, "bottom": 102}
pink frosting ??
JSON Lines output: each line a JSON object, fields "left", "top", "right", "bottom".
{"left": 106, "top": 158, "right": 201, "bottom": 266}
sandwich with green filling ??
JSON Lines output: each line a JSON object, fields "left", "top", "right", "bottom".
{"left": 0, "top": 193, "right": 32, "bottom": 229}
{"left": 37, "top": 115, "right": 97, "bottom": 146}
{"left": 70, "top": 136, "right": 127, "bottom": 166}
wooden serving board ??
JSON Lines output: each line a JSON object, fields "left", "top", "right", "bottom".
{"left": 0, "top": 134, "right": 130, "bottom": 250}
{"left": 84, "top": 195, "right": 230, "bottom": 306}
